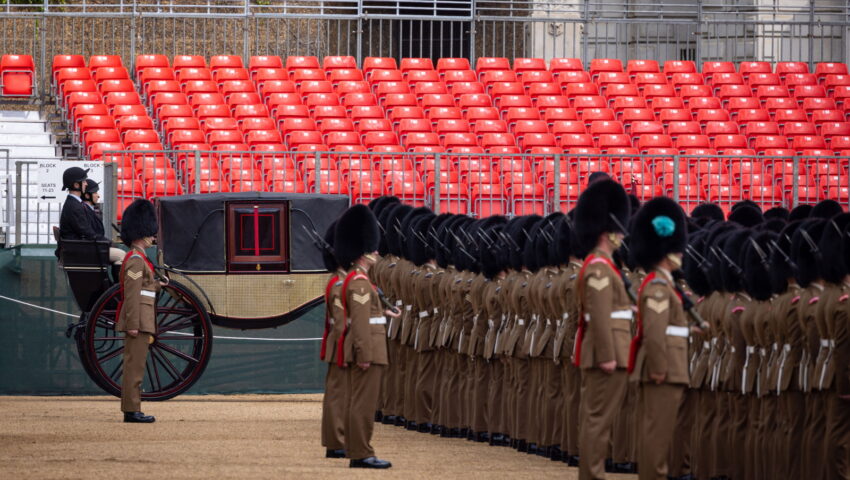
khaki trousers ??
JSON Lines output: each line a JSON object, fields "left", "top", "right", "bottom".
{"left": 511, "top": 357, "right": 530, "bottom": 442}
{"left": 825, "top": 395, "right": 850, "bottom": 480}
{"left": 668, "top": 388, "right": 694, "bottom": 477}
{"left": 637, "top": 382, "right": 684, "bottom": 480}
{"left": 562, "top": 361, "right": 581, "bottom": 456}
{"left": 120, "top": 332, "right": 151, "bottom": 413}
{"left": 346, "top": 364, "right": 384, "bottom": 460}
{"left": 403, "top": 345, "right": 417, "bottom": 421}
{"left": 540, "top": 359, "right": 561, "bottom": 448}
{"left": 414, "top": 350, "right": 436, "bottom": 424}
{"left": 802, "top": 392, "right": 826, "bottom": 480}
{"left": 613, "top": 381, "right": 638, "bottom": 463}
{"left": 779, "top": 390, "right": 805, "bottom": 479}
{"left": 471, "top": 357, "right": 490, "bottom": 433}
{"left": 578, "top": 368, "right": 628, "bottom": 480}
{"left": 486, "top": 358, "right": 505, "bottom": 434}
{"left": 321, "top": 363, "right": 348, "bottom": 450}
{"left": 690, "top": 389, "right": 714, "bottom": 480}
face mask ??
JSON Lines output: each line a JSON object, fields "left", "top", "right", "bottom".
{"left": 607, "top": 232, "right": 623, "bottom": 249}
{"left": 667, "top": 253, "right": 683, "bottom": 270}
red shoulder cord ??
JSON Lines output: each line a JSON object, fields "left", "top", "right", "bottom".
{"left": 319, "top": 274, "right": 339, "bottom": 361}
{"left": 573, "top": 253, "right": 620, "bottom": 367}
{"left": 627, "top": 272, "right": 684, "bottom": 373}
{"left": 336, "top": 270, "right": 371, "bottom": 367}
{"left": 115, "top": 248, "right": 156, "bottom": 322}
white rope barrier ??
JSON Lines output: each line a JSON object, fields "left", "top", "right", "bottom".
{"left": 0, "top": 294, "right": 321, "bottom": 342}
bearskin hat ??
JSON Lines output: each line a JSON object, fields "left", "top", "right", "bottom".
{"left": 405, "top": 212, "right": 435, "bottom": 266}
{"left": 480, "top": 222, "right": 509, "bottom": 279}
{"left": 629, "top": 196, "right": 688, "bottom": 272}
{"left": 817, "top": 212, "right": 850, "bottom": 283}
{"left": 507, "top": 215, "right": 542, "bottom": 271}
{"left": 549, "top": 215, "right": 572, "bottom": 266}
{"left": 810, "top": 199, "right": 843, "bottom": 219}
{"left": 426, "top": 213, "right": 454, "bottom": 263}
{"left": 789, "top": 204, "right": 814, "bottom": 222}
{"left": 333, "top": 204, "right": 380, "bottom": 270}
{"left": 759, "top": 218, "right": 786, "bottom": 234}
{"left": 732, "top": 199, "right": 761, "bottom": 213}
{"left": 574, "top": 179, "right": 630, "bottom": 253}
{"left": 764, "top": 206, "right": 790, "bottom": 222}
{"left": 691, "top": 203, "right": 725, "bottom": 223}
{"left": 382, "top": 203, "right": 412, "bottom": 257}
{"left": 682, "top": 229, "right": 712, "bottom": 297}
{"left": 321, "top": 221, "right": 338, "bottom": 271}
{"left": 470, "top": 215, "right": 507, "bottom": 273}
{"left": 368, "top": 195, "right": 400, "bottom": 216}
{"left": 120, "top": 199, "right": 158, "bottom": 247}
{"left": 769, "top": 220, "right": 803, "bottom": 294}
{"left": 720, "top": 228, "right": 751, "bottom": 293}
{"left": 704, "top": 222, "right": 737, "bottom": 291}
{"left": 728, "top": 205, "right": 764, "bottom": 227}
{"left": 743, "top": 230, "right": 777, "bottom": 301}
{"left": 435, "top": 214, "right": 464, "bottom": 268}
{"left": 791, "top": 218, "right": 827, "bottom": 287}
{"left": 399, "top": 207, "right": 433, "bottom": 264}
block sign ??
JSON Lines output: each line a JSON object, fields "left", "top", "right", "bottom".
{"left": 37, "top": 160, "right": 104, "bottom": 202}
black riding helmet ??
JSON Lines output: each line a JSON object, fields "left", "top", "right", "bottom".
{"left": 62, "top": 166, "right": 89, "bottom": 191}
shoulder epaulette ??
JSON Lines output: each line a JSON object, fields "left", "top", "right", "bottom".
{"left": 840, "top": 294, "right": 848, "bottom": 303}
{"left": 425, "top": 272, "right": 434, "bottom": 279}
{"left": 732, "top": 306, "right": 745, "bottom": 314}
{"left": 809, "top": 296, "right": 819, "bottom": 305}
{"left": 791, "top": 295, "right": 800, "bottom": 305}
{"left": 650, "top": 277, "right": 668, "bottom": 286}
{"left": 569, "top": 274, "right": 577, "bottom": 280}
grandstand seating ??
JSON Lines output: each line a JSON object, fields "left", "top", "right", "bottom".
{"left": 45, "top": 54, "right": 850, "bottom": 216}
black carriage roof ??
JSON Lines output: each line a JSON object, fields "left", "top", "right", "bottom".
{"left": 157, "top": 193, "right": 349, "bottom": 273}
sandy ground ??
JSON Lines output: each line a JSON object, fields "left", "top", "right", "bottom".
{"left": 0, "top": 394, "right": 638, "bottom": 480}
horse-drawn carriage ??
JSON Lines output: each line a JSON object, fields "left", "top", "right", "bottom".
{"left": 59, "top": 192, "right": 348, "bottom": 400}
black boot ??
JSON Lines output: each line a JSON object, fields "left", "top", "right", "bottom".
{"left": 549, "top": 447, "right": 563, "bottom": 462}
{"left": 374, "top": 411, "right": 383, "bottom": 422}
{"left": 417, "top": 422, "right": 433, "bottom": 434}
{"left": 381, "top": 415, "right": 397, "bottom": 425}
{"left": 325, "top": 449, "right": 345, "bottom": 458}
{"left": 123, "top": 412, "right": 155, "bottom": 423}
{"left": 394, "top": 416, "right": 406, "bottom": 427}
{"left": 430, "top": 424, "right": 442, "bottom": 435}
{"left": 350, "top": 457, "right": 392, "bottom": 469}
{"left": 405, "top": 420, "right": 418, "bottom": 431}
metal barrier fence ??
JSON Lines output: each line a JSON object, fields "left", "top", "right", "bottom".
{"left": 9, "top": 148, "right": 850, "bottom": 245}
{"left": 0, "top": 1, "right": 848, "bottom": 103}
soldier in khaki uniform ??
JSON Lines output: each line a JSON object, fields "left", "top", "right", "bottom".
{"left": 116, "top": 199, "right": 162, "bottom": 423}
{"left": 769, "top": 220, "right": 806, "bottom": 479}
{"left": 790, "top": 218, "right": 828, "bottom": 480}
{"left": 333, "top": 204, "right": 395, "bottom": 469}
{"left": 318, "top": 221, "right": 348, "bottom": 459}
{"left": 552, "top": 216, "right": 583, "bottom": 467}
{"left": 741, "top": 231, "right": 780, "bottom": 479}
{"left": 572, "top": 179, "right": 633, "bottom": 480}
{"left": 627, "top": 196, "right": 690, "bottom": 480}
{"left": 817, "top": 213, "right": 850, "bottom": 479}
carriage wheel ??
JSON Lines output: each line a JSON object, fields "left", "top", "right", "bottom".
{"left": 82, "top": 280, "right": 213, "bottom": 401}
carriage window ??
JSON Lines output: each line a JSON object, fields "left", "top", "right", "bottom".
{"left": 226, "top": 201, "right": 290, "bottom": 272}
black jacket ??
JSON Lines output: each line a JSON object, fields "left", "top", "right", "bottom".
{"left": 59, "top": 195, "right": 102, "bottom": 241}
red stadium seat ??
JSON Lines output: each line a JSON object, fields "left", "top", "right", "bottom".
{"left": 1, "top": 54, "right": 34, "bottom": 96}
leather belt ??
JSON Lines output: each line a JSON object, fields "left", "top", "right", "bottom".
{"left": 140, "top": 290, "right": 156, "bottom": 298}
{"left": 370, "top": 317, "right": 387, "bottom": 325}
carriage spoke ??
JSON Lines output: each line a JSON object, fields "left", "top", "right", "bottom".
{"left": 146, "top": 361, "right": 162, "bottom": 392}
{"left": 108, "top": 359, "right": 123, "bottom": 382}
{"left": 151, "top": 347, "right": 184, "bottom": 382}
{"left": 156, "top": 342, "right": 200, "bottom": 364}
{"left": 156, "top": 335, "right": 203, "bottom": 341}
{"left": 97, "top": 345, "right": 124, "bottom": 363}
{"left": 157, "top": 316, "right": 199, "bottom": 333}
{"left": 93, "top": 336, "right": 124, "bottom": 341}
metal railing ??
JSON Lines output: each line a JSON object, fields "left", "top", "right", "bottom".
{"left": 8, "top": 147, "right": 849, "bottom": 245}
{"left": 0, "top": 1, "right": 848, "bottom": 105}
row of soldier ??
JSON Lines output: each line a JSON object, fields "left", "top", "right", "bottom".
{"left": 317, "top": 178, "right": 850, "bottom": 479}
